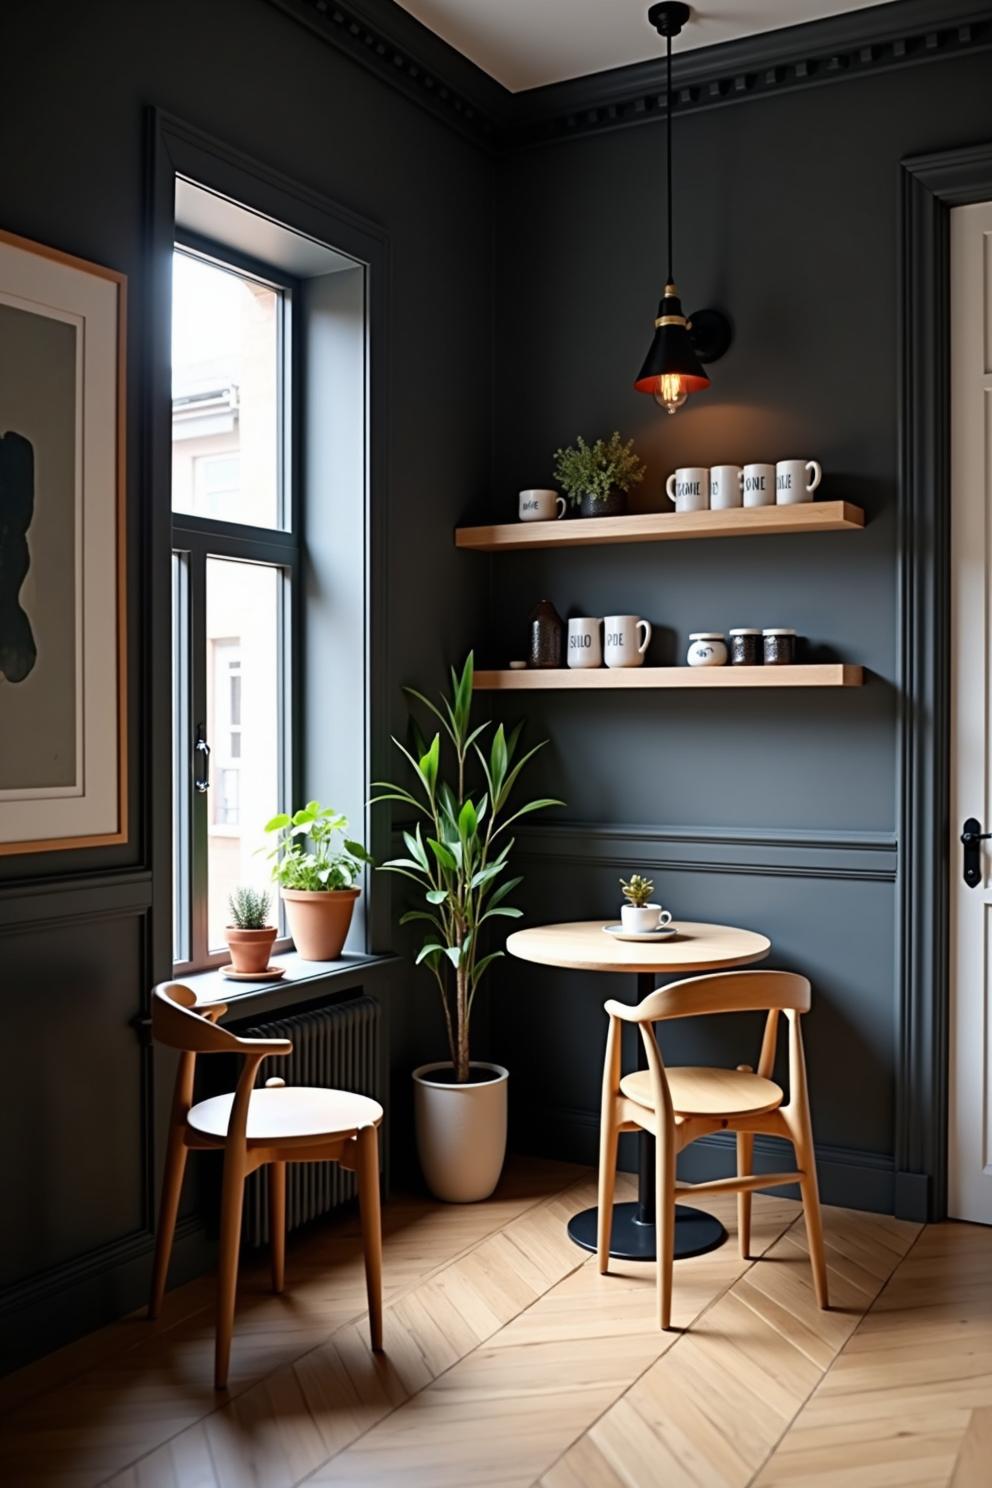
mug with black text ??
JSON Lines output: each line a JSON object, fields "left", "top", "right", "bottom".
{"left": 665, "top": 466, "right": 708, "bottom": 513}
{"left": 567, "top": 616, "right": 603, "bottom": 669}
{"left": 709, "top": 464, "right": 743, "bottom": 510}
{"left": 519, "top": 488, "right": 566, "bottom": 522}
{"left": 604, "top": 614, "right": 652, "bottom": 668}
{"left": 775, "top": 459, "right": 822, "bottom": 505}
{"left": 742, "top": 463, "right": 775, "bottom": 507}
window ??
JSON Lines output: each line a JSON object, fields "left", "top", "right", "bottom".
{"left": 171, "top": 243, "right": 296, "bottom": 969}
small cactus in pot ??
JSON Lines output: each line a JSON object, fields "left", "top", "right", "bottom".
{"left": 226, "top": 885, "right": 277, "bottom": 974}
{"left": 619, "top": 873, "right": 671, "bottom": 934}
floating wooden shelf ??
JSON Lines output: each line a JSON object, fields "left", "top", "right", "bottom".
{"left": 455, "top": 501, "right": 864, "bottom": 552}
{"left": 473, "top": 664, "right": 864, "bottom": 691}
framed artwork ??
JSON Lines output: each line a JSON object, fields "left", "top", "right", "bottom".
{"left": 0, "top": 228, "right": 126, "bottom": 854}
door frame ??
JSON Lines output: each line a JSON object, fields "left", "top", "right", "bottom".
{"left": 898, "top": 141, "right": 992, "bottom": 1222}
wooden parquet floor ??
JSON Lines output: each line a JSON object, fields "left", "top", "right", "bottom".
{"left": 1, "top": 1157, "right": 990, "bottom": 1488}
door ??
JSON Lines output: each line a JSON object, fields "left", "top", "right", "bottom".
{"left": 950, "top": 199, "right": 992, "bottom": 1223}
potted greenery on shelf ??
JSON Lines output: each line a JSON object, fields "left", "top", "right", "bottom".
{"left": 263, "top": 801, "right": 372, "bottom": 961}
{"left": 225, "top": 886, "right": 277, "bottom": 974}
{"left": 553, "top": 431, "right": 645, "bottom": 518}
{"left": 372, "top": 653, "right": 561, "bottom": 1203}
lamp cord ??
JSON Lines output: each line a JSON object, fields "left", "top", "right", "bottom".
{"left": 666, "top": 29, "right": 674, "bottom": 286}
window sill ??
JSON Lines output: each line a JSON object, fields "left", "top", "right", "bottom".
{"left": 180, "top": 947, "right": 401, "bottom": 1016}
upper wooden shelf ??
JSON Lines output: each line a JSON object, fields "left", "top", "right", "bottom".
{"left": 474, "top": 664, "right": 863, "bottom": 691}
{"left": 454, "top": 501, "right": 864, "bottom": 552}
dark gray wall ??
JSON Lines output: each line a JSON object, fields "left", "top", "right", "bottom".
{"left": 0, "top": 0, "right": 490, "bottom": 1368}
{"left": 487, "top": 50, "right": 992, "bottom": 1207}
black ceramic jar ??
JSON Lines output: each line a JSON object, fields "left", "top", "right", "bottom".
{"left": 529, "top": 599, "right": 564, "bottom": 668}
{"left": 729, "top": 629, "right": 762, "bottom": 666}
{"left": 762, "top": 628, "right": 797, "bottom": 665}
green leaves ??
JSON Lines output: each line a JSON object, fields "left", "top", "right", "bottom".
{"left": 263, "top": 801, "right": 370, "bottom": 893}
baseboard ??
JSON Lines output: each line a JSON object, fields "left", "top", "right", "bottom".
{"left": 510, "top": 1104, "right": 896, "bottom": 1215}
{"left": 893, "top": 1168, "right": 931, "bottom": 1222}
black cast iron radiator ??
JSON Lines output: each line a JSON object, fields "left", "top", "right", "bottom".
{"left": 241, "top": 995, "right": 382, "bottom": 1245}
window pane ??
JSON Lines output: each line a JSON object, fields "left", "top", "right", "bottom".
{"left": 172, "top": 251, "right": 282, "bottom": 528}
{"left": 206, "top": 558, "right": 283, "bottom": 950}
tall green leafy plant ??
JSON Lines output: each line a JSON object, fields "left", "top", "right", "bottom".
{"left": 372, "top": 654, "right": 561, "bottom": 1083}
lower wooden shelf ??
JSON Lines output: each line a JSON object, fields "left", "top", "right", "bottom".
{"left": 473, "top": 664, "right": 863, "bottom": 690}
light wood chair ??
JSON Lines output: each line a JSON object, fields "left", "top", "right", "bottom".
{"left": 149, "top": 982, "right": 384, "bottom": 1388}
{"left": 598, "top": 968, "right": 828, "bottom": 1329}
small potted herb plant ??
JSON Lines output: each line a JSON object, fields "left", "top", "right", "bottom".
{"left": 263, "top": 801, "right": 372, "bottom": 961}
{"left": 553, "top": 431, "right": 645, "bottom": 518}
{"left": 619, "top": 873, "right": 671, "bottom": 934}
{"left": 225, "top": 886, "right": 277, "bottom": 974}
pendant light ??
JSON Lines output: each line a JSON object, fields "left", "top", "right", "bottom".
{"left": 634, "top": 2, "right": 732, "bottom": 413}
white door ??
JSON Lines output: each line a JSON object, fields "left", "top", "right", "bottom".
{"left": 950, "top": 199, "right": 992, "bottom": 1224}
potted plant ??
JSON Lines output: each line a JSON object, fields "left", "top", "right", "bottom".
{"left": 553, "top": 431, "right": 645, "bottom": 518}
{"left": 263, "top": 801, "right": 372, "bottom": 961}
{"left": 619, "top": 873, "right": 671, "bottom": 934}
{"left": 225, "top": 886, "right": 277, "bottom": 974}
{"left": 372, "top": 653, "right": 561, "bottom": 1202}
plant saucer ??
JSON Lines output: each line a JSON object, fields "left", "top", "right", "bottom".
{"left": 603, "top": 923, "right": 678, "bottom": 943}
{"left": 220, "top": 965, "right": 287, "bottom": 982}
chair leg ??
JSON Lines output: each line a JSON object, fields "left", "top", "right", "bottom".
{"left": 596, "top": 1104, "right": 619, "bottom": 1275}
{"left": 149, "top": 1126, "right": 188, "bottom": 1320}
{"left": 795, "top": 1124, "right": 829, "bottom": 1310}
{"left": 655, "top": 1134, "right": 677, "bottom": 1331}
{"left": 736, "top": 1131, "right": 754, "bottom": 1260}
{"left": 214, "top": 1146, "right": 248, "bottom": 1390}
{"left": 356, "top": 1125, "right": 384, "bottom": 1352}
{"left": 269, "top": 1161, "right": 286, "bottom": 1294}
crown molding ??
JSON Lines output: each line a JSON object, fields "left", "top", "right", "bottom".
{"left": 265, "top": 0, "right": 992, "bottom": 152}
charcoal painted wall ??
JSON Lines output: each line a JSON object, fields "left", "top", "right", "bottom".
{"left": 486, "top": 46, "right": 992, "bottom": 1210}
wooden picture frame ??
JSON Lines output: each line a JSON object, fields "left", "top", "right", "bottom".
{"left": 0, "top": 228, "right": 127, "bottom": 854}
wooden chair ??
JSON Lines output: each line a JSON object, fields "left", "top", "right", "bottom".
{"left": 597, "top": 969, "right": 828, "bottom": 1329}
{"left": 149, "top": 982, "right": 384, "bottom": 1388}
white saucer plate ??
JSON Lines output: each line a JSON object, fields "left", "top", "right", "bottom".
{"left": 603, "top": 923, "right": 679, "bottom": 943}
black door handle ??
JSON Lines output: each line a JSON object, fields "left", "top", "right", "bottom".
{"left": 961, "top": 817, "right": 992, "bottom": 887}
{"left": 194, "top": 727, "right": 211, "bottom": 794}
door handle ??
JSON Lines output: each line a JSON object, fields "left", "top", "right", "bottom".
{"left": 961, "top": 817, "right": 992, "bottom": 888}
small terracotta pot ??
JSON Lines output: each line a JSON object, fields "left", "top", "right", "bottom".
{"left": 226, "top": 925, "right": 278, "bottom": 974}
{"left": 281, "top": 887, "right": 360, "bottom": 961}
{"left": 412, "top": 1062, "right": 508, "bottom": 1202}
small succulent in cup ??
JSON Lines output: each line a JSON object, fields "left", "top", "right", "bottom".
{"left": 620, "top": 874, "right": 655, "bottom": 908}
{"left": 228, "top": 885, "right": 272, "bottom": 930}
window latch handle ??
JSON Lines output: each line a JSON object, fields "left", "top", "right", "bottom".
{"left": 194, "top": 727, "right": 211, "bottom": 793}
{"left": 962, "top": 816, "right": 992, "bottom": 887}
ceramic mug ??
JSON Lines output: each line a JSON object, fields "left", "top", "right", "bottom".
{"left": 621, "top": 903, "right": 673, "bottom": 934}
{"left": 775, "top": 459, "right": 822, "bottom": 505}
{"left": 519, "top": 488, "right": 566, "bottom": 522}
{"left": 709, "top": 464, "right": 743, "bottom": 510}
{"left": 567, "top": 616, "right": 603, "bottom": 668}
{"left": 665, "top": 466, "right": 708, "bottom": 513}
{"left": 604, "top": 615, "right": 652, "bottom": 668}
{"left": 742, "top": 463, "right": 775, "bottom": 507}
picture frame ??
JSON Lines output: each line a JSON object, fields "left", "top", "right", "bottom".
{"left": 0, "top": 228, "right": 127, "bottom": 854}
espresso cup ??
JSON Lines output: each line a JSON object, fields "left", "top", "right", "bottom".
{"left": 620, "top": 903, "right": 674, "bottom": 934}
{"left": 665, "top": 466, "right": 708, "bottom": 513}
{"left": 775, "top": 459, "right": 822, "bottom": 505}
{"left": 567, "top": 616, "right": 603, "bottom": 669}
{"left": 519, "top": 488, "right": 566, "bottom": 522}
{"left": 742, "top": 463, "right": 775, "bottom": 507}
{"left": 709, "top": 464, "right": 743, "bottom": 510}
{"left": 604, "top": 615, "right": 652, "bottom": 668}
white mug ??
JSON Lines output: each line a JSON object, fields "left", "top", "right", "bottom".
{"left": 665, "top": 466, "right": 708, "bottom": 513}
{"left": 742, "top": 463, "right": 775, "bottom": 507}
{"left": 519, "top": 488, "right": 565, "bottom": 522}
{"left": 775, "top": 459, "right": 822, "bottom": 505}
{"left": 567, "top": 616, "right": 602, "bottom": 668}
{"left": 621, "top": 903, "right": 673, "bottom": 934}
{"left": 709, "top": 465, "right": 743, "bottom": 510}
{"left": 604, "top": 614, "right": 652, "bottom": 668}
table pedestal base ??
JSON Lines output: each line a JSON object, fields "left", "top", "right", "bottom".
{"left": 567, "top": 1200, "right": 727, "bottom": 1262}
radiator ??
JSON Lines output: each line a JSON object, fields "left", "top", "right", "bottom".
{"left": 241, "top": 995, "right": 382, "bottom": 1245}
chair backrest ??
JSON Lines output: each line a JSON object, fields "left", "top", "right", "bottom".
{"left": 610, "top": 969, "right": 811, "bottom": 1024}
{"left": 151, "top": 982, "right": 292, "bottom": 1057}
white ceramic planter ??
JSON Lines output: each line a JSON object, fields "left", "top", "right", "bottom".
{"left": 412, "top": 1061, "right": 508, "bottom": 1203}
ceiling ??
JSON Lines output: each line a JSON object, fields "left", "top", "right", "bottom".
{"left": 393, "top": 0, "right": 887, "bottom": 93}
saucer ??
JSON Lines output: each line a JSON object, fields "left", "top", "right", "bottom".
{"left": 603, "top": 923, "right": 678, "bottom": 943}
{"left": 220, "top": 964, "right": 287, "bottom": 982}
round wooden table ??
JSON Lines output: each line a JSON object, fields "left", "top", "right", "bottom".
{"left": 506, "top": 919, "right": 771, "bottom": 1262}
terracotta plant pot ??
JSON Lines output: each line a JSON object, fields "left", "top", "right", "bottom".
{"left": 281, "top": 887, "right": 359, "bottom": 961}
{"left": 412, "top": 1061, "right": 508, "bottom": 1202}
{"left": 225, "top": 925, "right": 278, "bottom": 974}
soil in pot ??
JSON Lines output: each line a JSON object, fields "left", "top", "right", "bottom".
{"left": 282, "top": 887, "right": 359, "bottom": 961}
{"left": 579, "top": 488, "right": 627, "bottom": 518}
{"left": 413, "top": 1061, "right": 508, "bottom": 1203}
{"left": 226, "top": 925, "right": 278, "bottom": 974}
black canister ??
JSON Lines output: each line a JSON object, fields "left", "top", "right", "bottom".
{"left": 763, "top": 628, "right": 798, "bottom": 665}
{"left": 529, "top": 599, "right": 564, "bottom": 668}
{"left": 729, "top": 629, "right": 762, "bottom": 666}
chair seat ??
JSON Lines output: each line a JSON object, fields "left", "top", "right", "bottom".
{"left": 188, "top": 1086, "right": 383, "bottom": 1142}
{"left": 620, "top": 1066, "right": 784, "bottom": 1119}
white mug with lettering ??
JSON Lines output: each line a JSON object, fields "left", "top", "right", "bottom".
{"left": 775, "top": 459, "right": 822, "bottom": 505}
{"left": 567, "top": 616, "right": 603, "bottom": 669}
{"left": 604, "top": 614, "right": 652, "bottom": 668}
{"left": 709, "top": 464, "right": 743, "bottom": 510}
{"left": 742, "top": 463, "right": 775, "bottom": 507}
{"left": 519, "top": 488, "right": 566, "bottom": 522}
{"left": 665, "top": 466, "right": 709, "bottom": 513}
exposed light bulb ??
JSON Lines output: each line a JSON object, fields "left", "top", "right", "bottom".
{"left": 653, "top": 373, "right": 688, "bottom": 415}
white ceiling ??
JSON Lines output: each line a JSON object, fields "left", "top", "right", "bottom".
{"left": 394, "top": 0, "right": 886, "bottom": 93}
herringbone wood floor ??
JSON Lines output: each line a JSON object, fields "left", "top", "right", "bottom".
{"left": 1, "top": 1157, "right": 989, "bottom": 1487}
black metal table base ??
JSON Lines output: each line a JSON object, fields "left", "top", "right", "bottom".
{"left": 567, "top": 1200, "right": 727, "bottom": 1262}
